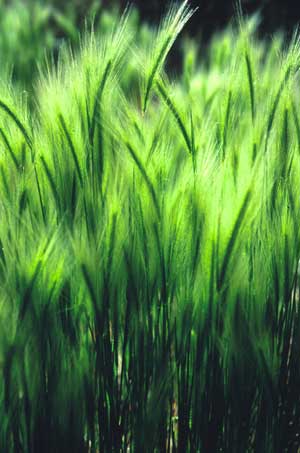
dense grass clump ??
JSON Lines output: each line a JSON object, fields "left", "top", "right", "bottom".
{"left": 1, "top": 2, "right": 300, "bottom": 451}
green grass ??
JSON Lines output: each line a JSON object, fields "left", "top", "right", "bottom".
{"left": 0, "top": 2, "right": 300, "bottom": 452}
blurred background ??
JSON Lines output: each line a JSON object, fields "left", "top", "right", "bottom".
{"left": 111, "top": 0, "right": 300, "bottom": 39}
{"left": 2, "top": 0, "right": 299, "bottom": 41}
{"left": 1, "top": 0, "right": 300, "bottom": 88}
{"left": 50, "top": 0, "right": 300, "bottom": 40}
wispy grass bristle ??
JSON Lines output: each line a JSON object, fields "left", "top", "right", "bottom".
{"left": 0, "top": 3, "right": 299, "bottom": 452}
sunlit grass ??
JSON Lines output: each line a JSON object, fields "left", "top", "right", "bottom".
{"left": 0, "top": 2, "right": 299, "bottom": 452}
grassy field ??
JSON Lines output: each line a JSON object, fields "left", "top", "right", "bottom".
{"left": 1, "top": 1, "right": 300, "bottom": 451}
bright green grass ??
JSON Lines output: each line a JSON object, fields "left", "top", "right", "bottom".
{"left": 0, "top": 2, "right": 300, "bottom": 451}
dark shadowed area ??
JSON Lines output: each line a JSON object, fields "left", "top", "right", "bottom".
{"left": 103, "top": 0, "right": 300, "bottom": 39}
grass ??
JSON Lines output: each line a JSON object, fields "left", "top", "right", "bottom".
{"left": 0, "top": 1, "right": 300, "bottom": 452}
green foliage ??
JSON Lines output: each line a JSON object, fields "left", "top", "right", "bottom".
{"left": 0, "top": 2, "right": 300, "bottom": 452}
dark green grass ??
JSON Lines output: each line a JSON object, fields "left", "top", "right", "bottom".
{"left": 0, "top": 3, "right": 299, "bottom": 452}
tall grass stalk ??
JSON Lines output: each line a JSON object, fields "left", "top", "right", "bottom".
{"left": 0, "top": 3, "right": 299, "bottom": 452}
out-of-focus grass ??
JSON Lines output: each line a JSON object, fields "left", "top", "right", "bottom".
{"left": 0, "top": 1, "right": 300, "bottom": 451}
{"left": 0, "top": 0, "right": 133, "bottom": 89}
